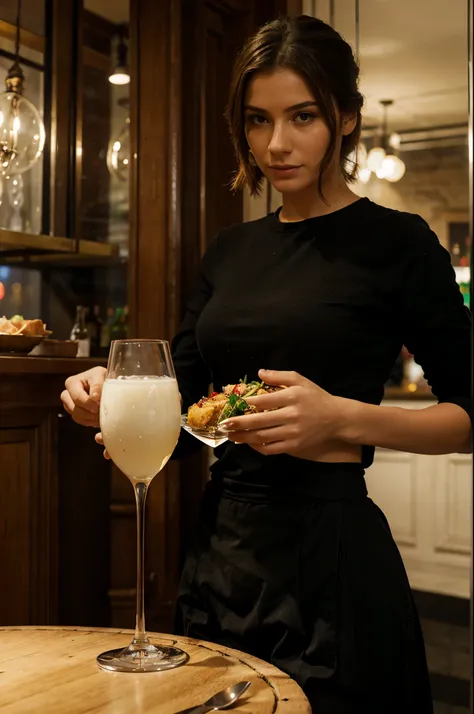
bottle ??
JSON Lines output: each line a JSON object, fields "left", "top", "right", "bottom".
{"left": 100, "top": 307, "right": 114, "bottom": 356}
{"left": 87, "top": 304, "right": 103, "bottom": 356}
{"left": 110, "top": 307, "right": 127, "bottom": 341}
{"left": 70, "top": 306, "right": 90, "bottom": 358}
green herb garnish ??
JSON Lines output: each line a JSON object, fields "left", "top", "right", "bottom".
{"left": 218, "top": 392, "right": 251, "bottom": 423}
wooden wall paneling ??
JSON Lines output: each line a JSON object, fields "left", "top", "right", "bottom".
{"left": 0, "top": 413, "right": 58, "bottom": 625}
{"left": 57, "top": 414, "right": 111, "bottom": 627}
{"left": 1, "top": 360, "right": 111, "bottom": 628}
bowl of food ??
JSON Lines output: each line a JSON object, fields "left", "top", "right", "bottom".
{"left": 181, "top": 378, "right": 285, "bottom": 447}
{"left": 0, "top": 315, "right": 52, "bottom": 355}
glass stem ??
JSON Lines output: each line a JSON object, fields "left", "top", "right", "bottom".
{"left": 133, "top": 481, "right": 149, "bottom": 645}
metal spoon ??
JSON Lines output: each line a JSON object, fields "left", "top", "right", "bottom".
{"left": 173, "top": 680, "right": 251, "bottom": 714}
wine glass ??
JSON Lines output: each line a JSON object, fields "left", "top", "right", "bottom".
{"left": 97, "top": 339, "right": 189, "bottom": 673}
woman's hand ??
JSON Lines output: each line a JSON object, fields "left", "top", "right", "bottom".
{"left": 61, "top": 366, "right": 106, "bottom": 428}
{"left": 95, "top": 432, "right": 110, "bottom": 459}
{"left": 221, "top": 369, "right": 350, "bottom": 458}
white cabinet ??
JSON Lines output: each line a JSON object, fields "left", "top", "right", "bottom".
{"left": 366, "top": 400, "right": 472, "bottom": 598}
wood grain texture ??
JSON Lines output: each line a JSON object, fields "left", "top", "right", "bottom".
{"left": 0, "top": 627, "right": 310, "bottom": 713}
{"left": 0, "top": 415, "right": 58, "bottom": 625}
{"left": 0, "top": 362, "right": 110, "bottom": 627}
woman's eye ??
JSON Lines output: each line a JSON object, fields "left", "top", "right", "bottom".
{"left": 247, "top": 114, "right": 268, "bottom": 125}
{"left": 294, "top": 112, "right": 316, "bottom": 124}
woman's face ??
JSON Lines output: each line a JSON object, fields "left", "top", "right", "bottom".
{"left": 244, "top": 68, "right": 353, "bottom": 194}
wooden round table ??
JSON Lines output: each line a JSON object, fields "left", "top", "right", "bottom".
{"left": 0, "top": 627, "right": 311, "bottom": 713}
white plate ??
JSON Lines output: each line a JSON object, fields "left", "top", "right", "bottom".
{"left": 181, "top": 415, "right": 228, "bottom": 448}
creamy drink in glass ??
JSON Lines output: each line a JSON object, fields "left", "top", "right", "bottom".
{"left": 96, "top": 339, "right": 187, "bottom": 673}
{"left": 100, "top": 375, "right": 181, "bottom": 481}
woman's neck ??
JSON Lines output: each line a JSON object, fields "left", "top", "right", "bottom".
{"left": 279, "top": 175, "right": 359, "bottom": 223}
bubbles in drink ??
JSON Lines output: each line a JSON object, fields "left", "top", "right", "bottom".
{"left": 100, "top": 376, "right": 181, "bottom": 481}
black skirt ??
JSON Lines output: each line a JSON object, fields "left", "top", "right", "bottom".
{"left": 175, "top": 462, "right": 433, "bottom": 714}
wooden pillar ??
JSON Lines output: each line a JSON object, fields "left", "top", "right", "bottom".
{"left": 128, "top": 0, "right": 182, "bottom": 342}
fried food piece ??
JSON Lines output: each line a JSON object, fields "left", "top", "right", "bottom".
{"left": 0, "top": 316, "right": 52, "bottom": 336}
{"left": 187, "top": 380, "right": 286, "bottom": 429}
{"left": 0, "top": 316, "right": 18, "bottom": 334}
{"left": 187, "top": 392, "right": 228, "bottom": 428}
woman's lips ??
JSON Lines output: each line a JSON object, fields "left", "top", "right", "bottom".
{"left": 268, "top": 165, "right": 302, "bottom": 177}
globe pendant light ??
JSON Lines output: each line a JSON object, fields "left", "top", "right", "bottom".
{"left": 367, "top": 99, "right": 405, "bottom": 183}
{"left": 0, "top": 0, "right": 46, "bottom": 176}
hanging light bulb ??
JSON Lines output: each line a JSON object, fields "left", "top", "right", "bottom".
{"left": 367, "top": 146, "right": 386, "bottom": 172}
{"left": 381, "top": 154, "right": 406, "bottom": 182}
{"left": 389, "top": 132, "right": 401, "bottom": 150}
{"left": 0, "top": 0, "right": 45, "bottom": 176}
{"left": 109, "top": 28, "right": 130, "bottom": 86}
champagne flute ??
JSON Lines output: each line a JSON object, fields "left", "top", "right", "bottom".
{"left": 97, "top": 339, "right": 188, "bottom": 673}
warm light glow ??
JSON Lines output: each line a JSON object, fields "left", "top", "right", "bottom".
{"left": 367, "top": 146, "right": 386, "bottom": 172}
{"left": 109, "top": 71, "right": 130, "bottom": 86}
{"left": 382, "top": 154, "right": 406, "bottom": 182}
{"left": 113, "top": 140, "right": 121, "bottom": 152}
{"left": 389, "top": 132, "right": 401, "bottom": 150}
{"left": 358, "top": 167, "right": 371, "bottom": 184}
{"left": 0, "top": 91, "right": 46, "bottom": 175}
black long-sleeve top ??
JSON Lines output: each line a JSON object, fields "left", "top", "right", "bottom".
{"left": 172, "top": 198, "right": 472, "bottom": 473}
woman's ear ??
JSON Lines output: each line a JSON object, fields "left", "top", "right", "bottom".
{"left": 341, "top": 113, "right": 357, "bottom": 136}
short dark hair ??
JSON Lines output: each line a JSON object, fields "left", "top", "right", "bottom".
{"left": 226, "top": 15, "right": 364, "bottom": 198}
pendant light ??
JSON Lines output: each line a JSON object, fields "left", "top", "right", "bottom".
{"left": 109, "top": 27, "right": 130, "bottom": 86}
{"left": 367, "top": 100, "right": 406, "bottom": 182}
{"left": 0, "top": 0, "right": 45, "bottom": 176}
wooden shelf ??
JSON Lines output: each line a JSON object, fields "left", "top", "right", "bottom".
{"left": 0, "top": 230, "right": 74, "bottom": 254}
{"left": 0, "top": 230, "right": 119, "bottom": 264}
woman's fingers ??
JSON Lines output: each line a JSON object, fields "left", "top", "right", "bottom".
{"left": 61, "top": 388, "right": 100, "bottom": 427}
{"left": 221, "top": 406, "right": 293, "bottom": 432}
{"left": 95, "top": 432, "right": 110, "bottom": 459}
{"left": 227, "top": 425, "right": 292, "bottom": 446}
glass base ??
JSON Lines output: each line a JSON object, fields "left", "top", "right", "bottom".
{"left": 97, "top": 642, "right": 189, "bottom": 673}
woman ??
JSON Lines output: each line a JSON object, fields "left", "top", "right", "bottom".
{"left": 62, "top": 15, "right": 472, "bottom": 713}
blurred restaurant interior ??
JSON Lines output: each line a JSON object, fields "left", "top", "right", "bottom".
{"left": 0, "top": 0, "right": 473, "bottom": 711}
